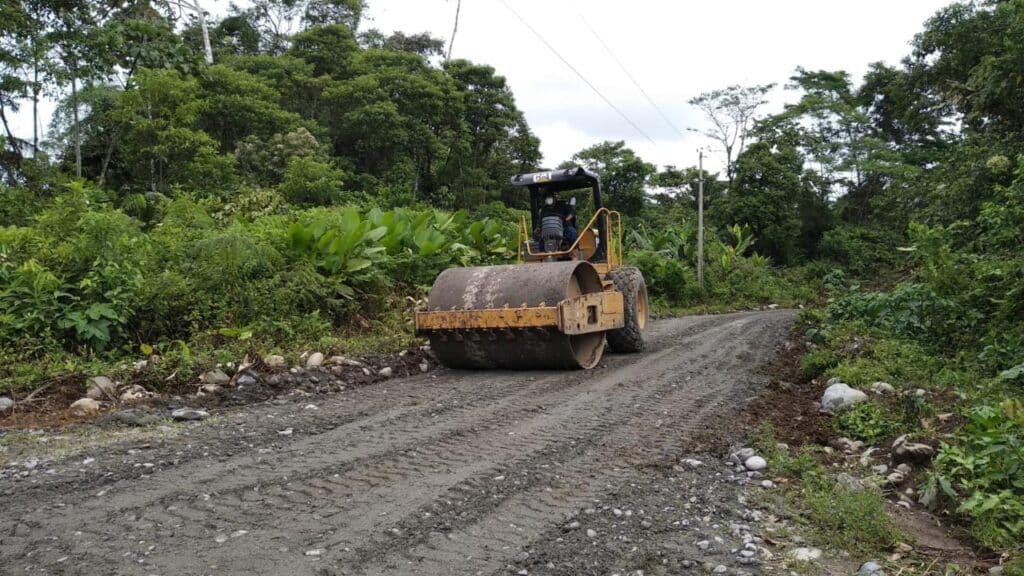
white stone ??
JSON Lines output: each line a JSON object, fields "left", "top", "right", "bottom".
{"left": 789, "top": 547, "right": 822, "bottom": 562}
{"left": 119, "top": 385, "right": 152, "bottom": 403}
{"left": 885, "top": 472, "right": 906, "bottom": 486}
{"left": 760, "top": 480, "right": 775, "bottom": 489}
{"left": 171, "top": 408, "right": 209, "bottom": 421}
{"left": 379, "top": 367, "right": 393, "bottom": 378}
{"left": 744, "top": 456, "right": 768, "bottom": 471}
{"left": 0, "top": 396, "right": 13, "bottom": 415}
{"left": 892, "top": 434, "right": 935, "bottom": 463}
{"left": 859, "top": 561, "right": 885, "bottom": 575}
{"left": 200, "top": 369, "right": 230, "bottom": 385}
{"left": 821, "top": 382, "right": 868, "bottom": 413}
{"left": 86, "top": 376, "right": 117, "bottom": 400}
{"left": 732, "top": 447, "right": 756, "bottom": 462}
{"left": 264, "top": 355, "right": 287, "bottom": 369}
{"left": 870, "top": 382, "right": 895, "bottom": 395}
{"left": 586, "top": 529, "right": 597, "bottom": 538}
{"left": 70, "top": 398, "right": 101, "bottom": 416}
{"left": 306, "top": 353, "right": 324, "bottom": 368}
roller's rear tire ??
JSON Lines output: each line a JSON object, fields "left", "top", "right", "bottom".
{"left": 606, "top": 266, "right": 648, "bottom": 353}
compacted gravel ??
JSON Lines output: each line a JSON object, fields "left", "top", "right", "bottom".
{"left": 0, "top": 310, "right": 796, "bottom": 576}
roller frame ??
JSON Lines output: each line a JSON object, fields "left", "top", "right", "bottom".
{"left": 414, "top": 290, "right": 624, "bottom": 336}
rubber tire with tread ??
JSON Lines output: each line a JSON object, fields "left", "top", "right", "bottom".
{"left": 606, "top": 266, "right": 647, "bottom": 353}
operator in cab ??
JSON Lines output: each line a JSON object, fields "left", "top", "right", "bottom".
{"left": 536, "top": 192, "right": 579, "bottom": 255}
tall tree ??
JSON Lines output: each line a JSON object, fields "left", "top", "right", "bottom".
{"left": 779, "top": 68, "right": 869, "bottom": 189}
{"left": 561, "top": 141, "right": 654, "bottom": 216}
{"left": 0, "top": 1, "right": 30, "bottom": 172}
{"left": 688, "top": 83, "right": 774, "bottom": 187}
{"left": 441, "top": 59, "right": 540, "bottom": 204}
{"left": 650, "top": 165, "right": 723, "bottom": 212}
{"left": 48, "top": 0, "right": 103, "bottom": 177}
{"left": 302, "top": 0, "right": 365, "bottom": 30}
{"left": 166, "top": 0, "right": 215, "bottom": 64}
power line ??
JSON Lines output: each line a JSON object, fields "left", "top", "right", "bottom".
{"left": 573, "top": 5, "right": 689, "bottom": 140}
{"left": 494, "top": 0, "right": 657, "bottom": 146}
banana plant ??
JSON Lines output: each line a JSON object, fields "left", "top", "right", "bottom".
{"left": 718, "top": 224, "right": 757, "bottom": 270}
{"left": 288, "top": 207, "right": 388, "bottom": 277}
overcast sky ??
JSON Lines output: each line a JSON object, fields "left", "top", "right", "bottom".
{"left": 11, "top": 0, "right": 951, "bottom": 173}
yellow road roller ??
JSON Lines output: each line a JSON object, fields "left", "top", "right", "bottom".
{"left": 414, "top": 167, "right": 648, "bottom": 369}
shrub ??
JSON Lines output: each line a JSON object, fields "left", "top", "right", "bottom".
{"left": 818, "top": 224, "right": 904, "bottom": 276}
{"left": 834, "top": 402, "right": 903, "bottom": 444}
{"left": 279, "top": 157, "right": 349, "bottom": 205}
{"left": 930, "top": 398, "right": 1024, "bottom": 550}
{"left": 235, "top": 127, "right": 325, "bottom": 185}
{"left": 627, "top": 250, "right": 699, "bottom": 305}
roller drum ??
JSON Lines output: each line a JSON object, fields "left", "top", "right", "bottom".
{"left": 426, "top": 261, "right": 606, "bottom": 370}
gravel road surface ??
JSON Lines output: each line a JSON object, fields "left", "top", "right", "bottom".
{"left": 0, "top": 311, "right": 795, "bottom": 576}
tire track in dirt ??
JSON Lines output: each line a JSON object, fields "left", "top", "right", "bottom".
{"left": 351, "top": 315, "right": 780, "bottom": 575}
{"left": 23, "top": 318, "right": 740, "bottom": 574}
{"left": 0, "top": 311, "right": 793, "bottom": 576}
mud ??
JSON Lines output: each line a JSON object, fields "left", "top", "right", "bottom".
{"left": 0, "top": 311, "right": 795, "bottom": 575}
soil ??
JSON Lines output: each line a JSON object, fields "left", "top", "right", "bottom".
{"left": 0, "top": 311, "right": 796, "bottom": 576}
{"left": 739, "top": 334, "right": 833, "bottom": 448}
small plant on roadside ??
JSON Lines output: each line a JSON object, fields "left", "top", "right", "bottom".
{"left": 799, "top": 474, "right": 902, "bottom": 556}
{"left": 930, "top": 398, "right": 1024, "bottom": 550}
{"left": 751, "top": 423, "right": 823, "bottom": 479}
{"left": 834, "top": 402, "right": 903, "bottom": 444}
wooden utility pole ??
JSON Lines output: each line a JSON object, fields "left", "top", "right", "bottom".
{"left": 697, "top": 149, "right": 705, "bottom": 290}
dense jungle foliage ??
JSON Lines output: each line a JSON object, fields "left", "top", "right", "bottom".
{"left": 1, "top": 0, "right": 1022, "bottom": 557}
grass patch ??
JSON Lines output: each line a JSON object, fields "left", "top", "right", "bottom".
{"left": 750, "top": 423, "right": 902, "bottom": 556}
{"left": 798, "top": 476, "right": 902, "bottom": 556}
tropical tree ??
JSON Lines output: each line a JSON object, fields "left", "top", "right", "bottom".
{"left": 561, "top": 141, "right": 655, "bottom": 216}
{"left": 688, "top": 83, "right": 774, "bottom": 186}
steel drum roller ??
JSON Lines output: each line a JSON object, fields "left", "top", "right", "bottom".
{"left": 425, "top": 261, "right": 606, "bottom": 369}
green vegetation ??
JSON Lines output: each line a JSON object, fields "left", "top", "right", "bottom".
{"left": 804, "top": 186, "right": 1024, "bottom": 549}
{"left": 833, "top": 403, "right": 904, "bottom": 445}
{"left": 0, "top": 187, "right": 515, "bottom": 390}
{"left": 752, "top": 424, "right": 902, "bottom": 557}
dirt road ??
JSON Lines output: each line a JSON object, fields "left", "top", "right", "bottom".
{"left": 1, "top": 311, "right": 795, "bottom": 576}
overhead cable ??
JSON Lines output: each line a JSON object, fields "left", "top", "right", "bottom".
{"left": 495, "top": 0, "right": 657, "bottom": 145}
